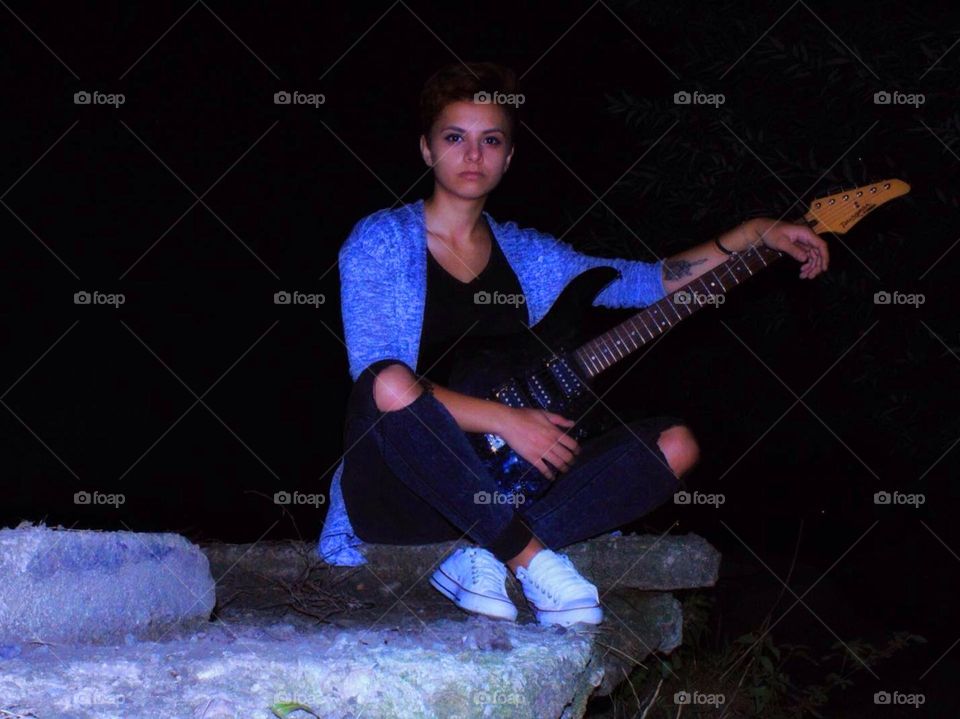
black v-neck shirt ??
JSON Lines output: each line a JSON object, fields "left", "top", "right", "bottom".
{"left": 417, "top": 230, "right": 528, "bottom": 386}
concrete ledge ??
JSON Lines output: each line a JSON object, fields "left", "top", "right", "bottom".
{"left": 202, "top": 532, "right": 720, "bottom": 600}
{"left": 0, "top": 524, "right": 216, "bottom": 647}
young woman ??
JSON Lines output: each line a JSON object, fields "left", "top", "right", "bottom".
{"left": 321, "top": 62, "right": 829, "bottom": 626}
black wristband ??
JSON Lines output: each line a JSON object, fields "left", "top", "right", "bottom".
{"left": 714, "top": 235, "right": 736, "bottom": 256}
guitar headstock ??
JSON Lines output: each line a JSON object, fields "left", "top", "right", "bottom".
{"left": 806, "top": 179, "right": 911, "bottom": 235}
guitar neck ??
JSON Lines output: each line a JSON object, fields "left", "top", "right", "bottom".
{"left": 565, "top": 177, "right": 912, "bottom": 379}
{"left": 572, "top": 216, "right": 810, "bottom": 379}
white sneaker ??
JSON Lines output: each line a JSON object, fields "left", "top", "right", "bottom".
{"left": 515, "top": 549, "right": 603, "bottom": 626}
{"left": 430, "top": 547, "right": 518, "bottom": 621}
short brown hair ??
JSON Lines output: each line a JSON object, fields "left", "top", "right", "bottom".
{"left": 419, "top": 62, "right": 520, "bottom": 141}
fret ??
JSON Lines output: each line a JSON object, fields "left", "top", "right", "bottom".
{"left": 604, "top": 327, "right": 624, "bottom": 359}
{"left": 703, "top": 274, "right": 723, "bottom": 295}
{"left": 588, "top": 347, "right": 602, "bottom": 375}
{"left": 648, "top": 305, "right": 668, "bottom": 331}
{"left": 610, "top": 326, "right": 628, "bottom": 357}
{"left": 713, "top": 270, "right": 729, "bottom": 293}
{"left": 694, "top": 278, "right": 711, "bottom": 307}
{"left": 580, "top": 346, "right": 600, "bottom": 376}
{"left": 597, "top": 344, "right": 613, "bottom": 369}
{"left": 597, "top": 335, "right": 616, "bottom": 364}
{"left": 663, "top": 297, "right": 683, "bottom": 322}
{"left": 638, "top": 313, "right": 656, "bottom": 340}
{"left": 592, "top": 341, "right": 609, "bottom": 370}
{"left": 718, "top": 261, "right": 739, "bottom": 288}
{"left": 578, "top": 351, "right": 596, "bottom": 378}
{"left": 593, "top": 343, "right": 608, "bottom": 372}
{"left": 624, "top": 320, "right": 642, "bottom": 349}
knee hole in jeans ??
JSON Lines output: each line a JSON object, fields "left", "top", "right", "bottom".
{"left": 657, "top": 424, "right": 700, "bottom": 478}
{"left": 371, "top": 362, "right": 425, "bottom": 413}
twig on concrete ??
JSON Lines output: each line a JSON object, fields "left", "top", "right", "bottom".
{"left": 620, "top": 665, "right": 641, "bottom": 716}
{"left": 252, "top": 539, "right": 372, "bottom": 622}
{"left": 640, "top": 677, "right": 662, "bottom": 719}
{"left": 595, "top": 639, "right": 650, "bottom": 671}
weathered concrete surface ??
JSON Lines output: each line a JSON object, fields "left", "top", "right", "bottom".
{"left": 0, "top": 532, "right": 714, "bottom": 718}
{"left": 591, "top": 589, "right": 683, "bottom": 696}
{"left": 202, "top": 532, "right": 720, "bottom": 606}
{"left": 0, "top": 590, "right": 682, "bottom": 719}
{"left": 0, "top": 524, "right": 215, "bottom": 647}
{"left": 0, "top": 610, "right": 598, "bottom": 718}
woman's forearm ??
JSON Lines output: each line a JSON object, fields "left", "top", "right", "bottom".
{"left": 429, "top": 382, "right": 512, "bottom": 435}
{"left": 661, "top": 221, "right": 761, "bottom": 295}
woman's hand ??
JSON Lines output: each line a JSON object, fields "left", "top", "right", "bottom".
{"left": 718, "top": 218, "right": 830, "bottom": 280}
{"left": 496, "top": 407, "right": 581, "bottom": 481}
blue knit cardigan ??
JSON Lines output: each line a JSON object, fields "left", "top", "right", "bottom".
{"left": 318, "top": 197, "right": 667, "bottom": 565}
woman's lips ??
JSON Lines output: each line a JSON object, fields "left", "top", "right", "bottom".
{"left": 459, "top": 171, "right": 484, "bottom": 179}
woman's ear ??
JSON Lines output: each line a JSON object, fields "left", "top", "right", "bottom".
{"left": 504, "top": 142, "right": 515, "bottom": 173}
{"left": 419, "top": 134, "right": 434, "bottom": 168}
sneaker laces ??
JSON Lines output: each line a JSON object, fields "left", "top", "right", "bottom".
{"left": 524, "top": 552, "right": 595, "bottom": 603}
{"left": 466, "top": 547, "right": 507, "bottom": 590}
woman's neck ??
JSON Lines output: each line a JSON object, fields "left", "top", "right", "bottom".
{"left": 424, "top": 191, "right": 488, "bottom": 246}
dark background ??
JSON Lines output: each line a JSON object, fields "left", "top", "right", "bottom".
{"left": 2, "top": 1, "right": 958, "bottom": 714}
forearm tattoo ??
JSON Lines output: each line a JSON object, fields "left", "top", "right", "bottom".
{"left": 663, "top": 257, "right": 708, "bottom": 281}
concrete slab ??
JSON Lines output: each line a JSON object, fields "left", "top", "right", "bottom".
{"left": 0, "top": 523, "right": 215, "bottom": 648}
{"left": 202, "top": 532, "right": 720, "bottom": 608}
{"left": 0, "top": 591, "right": 681, "bottom": 719}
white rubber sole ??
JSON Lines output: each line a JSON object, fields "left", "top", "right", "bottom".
{"left": 531, "top": 603, "right": 604, "bottom": 627}
{"left": 429, "top": 567, "right": 518, "bottom": 622}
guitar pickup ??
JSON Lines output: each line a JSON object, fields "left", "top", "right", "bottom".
{"left": 546, "top": 356, "right": 587, "bottom": 400}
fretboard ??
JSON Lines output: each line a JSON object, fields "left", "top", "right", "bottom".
{"left": 573, "top": 242, "right": 786, "bottom": 378}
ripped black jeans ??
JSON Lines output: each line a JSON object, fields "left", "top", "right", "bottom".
{"left": 340, "top": 358, "right": 689, "bottom": 563}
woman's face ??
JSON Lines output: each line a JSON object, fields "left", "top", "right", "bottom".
{"left": 420, "top": 99, "right": 515, "bottom": 201}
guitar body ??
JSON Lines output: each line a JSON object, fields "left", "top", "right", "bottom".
{"left": 445, "top": 266, "right": 622, "bottom": 507}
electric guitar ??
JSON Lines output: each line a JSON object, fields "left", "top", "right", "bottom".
{"left": 444, "top": 179, "right": 911, "bottom": 507}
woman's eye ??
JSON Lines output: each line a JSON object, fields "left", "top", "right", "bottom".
{"left": 443, "top": 134, "right": 501, "bottom": 145}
